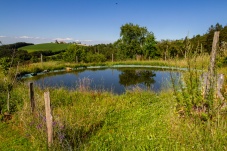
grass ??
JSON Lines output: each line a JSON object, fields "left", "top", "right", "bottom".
{"left": 6, "top": 84, "right": 227, "bottom": 150}
{"left": 18, "top": 43, "right": 71, "bottom": 53}
{"left": 1, "top": 57, "right": 227, "bottom": 150}
{"left": 0, "top": 119, "right": 33, "bottom": 151}
{"left": 18, "top": 54, "right": 210, "bottom": 75}
{"left": 18, "top": 86, "right": 176, "bottom": 150}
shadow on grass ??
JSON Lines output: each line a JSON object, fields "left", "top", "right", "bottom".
{"left": 54, "top": 120, "right": 104, "bottom": 150}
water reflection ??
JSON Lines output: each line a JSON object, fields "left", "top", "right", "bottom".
{"left": 119, "top": 69, "right": 156, "bottom": 89}
{"left": 27, "top": 68, "right": 180, "bottom": 94}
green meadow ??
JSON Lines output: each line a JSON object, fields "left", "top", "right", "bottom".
{"left": 1, "top": 23, "right": 227, "bottom": 150}
{"left": 0, "top": 58, "right": 227, "bottom": 150}
{"left": 18, "top": 43, "right": 71, "bottom": 53}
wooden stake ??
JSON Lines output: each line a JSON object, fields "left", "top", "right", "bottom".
{"left": 29, "top": 82, "right": 35, "bottom": 112}
{"left": 204, "top": 31, "right": 220, "bottom": 100}
{"left": 112, "top": 54, "right": 114, "bottom": 62}
{"left": 44, "top": 91, "right": 53, "bottom": 147}
{"left": 41, "top": 53, "right": 43, "bottom": 63}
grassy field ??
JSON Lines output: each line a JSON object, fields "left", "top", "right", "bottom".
{"left": 18, "top": 43, "right": 71, "bottom": 53}
{"left": 2, "top": 83, "right": 227, "bottom": 150}
{"left": 1, "top": 58, "right": 227, "bottom": 150}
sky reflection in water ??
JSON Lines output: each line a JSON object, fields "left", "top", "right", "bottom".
{"left": 30, "top": 68, "right": 180, "bottom": 94}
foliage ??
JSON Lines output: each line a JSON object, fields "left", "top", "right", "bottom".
{"left": 170, "top": 37, "right": 226, "bottom": 122}
{"left": 142, "top": 33, "right": 158, "bottom": 59}
{"left": 0, "top": 53, "right": 20, "bottom": 113}
{"left": 117, "top": 23, "right": 157, "bottom": 59}
{"left": 63, "top": 44, "right": 86, "bottom": 62}
{"left": 1, "top": 23, "right": 227, "bottom": 64}
{"left": 85, "top": 52, "right": 106, "bottom": 63}
{"left": 0, "top": 43, "right": 32, "bottom": 61}
{"left": 86, "top": 44, "right": 116, "bottom": 60}
{"left": 205, "top": 23, "right": 223, "bottom": 53}
{"left": 0, "top": 57, "right": 11, "bottom": 75}
{"left": 171, "top": 39, "right": 205, "bottom": 117}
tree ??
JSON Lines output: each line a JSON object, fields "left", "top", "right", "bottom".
{"left": 142, "top": 32, "right": 158, "bottom": 59}
{"left": 119, "top": 23, "right": 157, "bottom": 59}
{"left": 63, "top": 44, "right": 86, "bottom": 63}
{"left": 0, "top": 50, "right": 19, "bottom": 113}
{"left": 85, "top": 52, "right": 106, "bottom": 63}
{"left": 220, "top": 25, "right": 227, "bottom": 44}
{"left": 206, "top": 23, "right": 223, "bottom": 53}
{"left": 114, "top": 39, "right": 128, "bottom": 60}
{"left": 157, "top": 40, "right": 171, "bottom": 60}
{"left": 119, "top": 69, "right": 156, "bottom": 88}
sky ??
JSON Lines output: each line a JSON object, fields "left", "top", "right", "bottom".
{"left": 0, "top": 0, "right": 227, "bottom": 45}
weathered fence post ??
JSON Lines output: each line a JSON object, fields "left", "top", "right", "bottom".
{"left": 204, "top": 31, "right": 220, "bottom": 100}
{"left": 217, "top": 74, "right": 225, "bottom": 101}
{"left": 44, "top": 91, "right": 53, "bottom": 147}
{"left": 29, "top": 82, "right": 35, "bottom": 112}
{"left": 41, "top": 53, "right": 43, "bottom": 64}
{"left": 112, "top": 54, "right": 114, "bottom": 62}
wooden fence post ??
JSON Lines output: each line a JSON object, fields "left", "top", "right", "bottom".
{"left": 112, "top": 54, "right": 114, "bottom": 62}
{"left": 29, "top": 82, "right": 35, "bottom": 112}
{"left": 204, "top": 31, "right": 220, "bottom": 100}
{"left": 41, "top": 53, "right": 42, "bottom": 63}
{"left": 44, "top": 91, "right": 53, "bottom": 147}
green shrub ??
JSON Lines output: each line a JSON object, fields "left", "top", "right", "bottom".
{"left": 86, "top": 53, "right": 106, "bottom": 63}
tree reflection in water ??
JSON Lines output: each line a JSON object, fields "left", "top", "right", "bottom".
{"left": 119, "top": 69, "right": 156, "bottom": 89}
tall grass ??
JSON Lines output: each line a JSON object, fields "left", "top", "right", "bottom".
{"left": 18, "top": 85, "right": 176, "bottom": 150}
{"left": 14, "top": 83, "right": 227, "bottom": 150}
{"left": 18, "top": 56, "right": 210, "bottom": 76}
{"left": 1, "top": 57, "right": 227, "bottom": 150}
{"left": 169, "top": 40, "right": 227, "bottom": 151}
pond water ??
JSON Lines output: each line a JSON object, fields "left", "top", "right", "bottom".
{"left": 28, "top": 67, "right": 180, "bottom": 94}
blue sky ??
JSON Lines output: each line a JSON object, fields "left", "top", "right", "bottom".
{"left": 1, "top": 0, "right": 227, "bottom": 45}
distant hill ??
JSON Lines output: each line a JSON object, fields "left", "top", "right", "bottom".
{"left": 0, "top": 42, "right": 34, "bottom": 58}
{"left": 18, "top": 43, "right": 71, "bottom": 53}
{"left": 0, "top": 42, "right": 33, "bottom": 49}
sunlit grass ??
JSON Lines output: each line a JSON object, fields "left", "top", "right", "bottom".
{"left": 18, "top": 43, "right": 70, "bottom": 53}
{"left": 18, "top": 55, "right": 210, "bottom": 76}
{"left": 1, "top": 56, "right": 227, "bottom": 150}
{"left": 15, "top": 84, "right": 227, "bottom": 150}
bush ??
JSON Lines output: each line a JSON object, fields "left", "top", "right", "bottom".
{"left": 85, "top": 53, "right": 106, "bottom": 63}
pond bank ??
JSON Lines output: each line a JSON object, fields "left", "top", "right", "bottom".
{"left": 19, "top": 64, "right": 187, "bottom": 79}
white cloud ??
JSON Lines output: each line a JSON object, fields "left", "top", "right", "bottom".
{"left": 0, "top": 35, "right": 107, "bottom": 45}
{"left": 82, "top": 40, "right": 93, "bottom": 42}
{"left": 74, "top": 39, "right": 93, "bottom": 42}
{"left": 53, "top": 37, "right": 74, "bottom": 41}
{"left": 19, "top": 36, "right": 34, "bottom": 39}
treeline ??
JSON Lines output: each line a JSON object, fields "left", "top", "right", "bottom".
{"left": 0, "top": 42, "right": 33, "bottom": 64}
{"left": 1, "top": 23, "right": 227, "bottom": 65}
{"left": 61, "top": 23, "right": 227, "bottom": 63}
{"left": 0, "top": 42, "right": 65, "bottom": 64}
{"left": 156, "top": 23, "right": 227, "bottom": 60}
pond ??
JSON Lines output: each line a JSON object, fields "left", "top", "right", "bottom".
{"left": 28, "top": 67, "right": 180, "bottom": 94}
